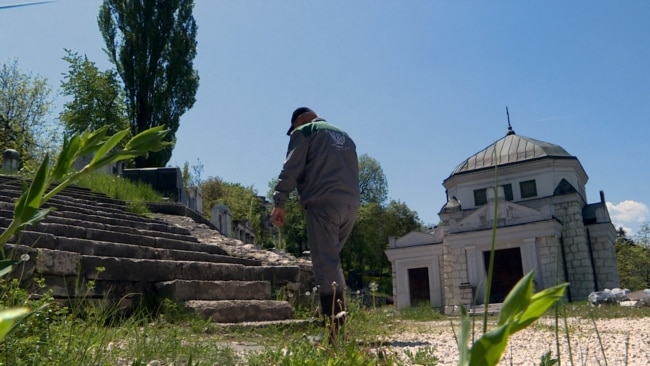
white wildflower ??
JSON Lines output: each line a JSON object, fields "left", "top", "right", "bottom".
{"left": 370, "top": 281, "right": 379, "bottom": 292}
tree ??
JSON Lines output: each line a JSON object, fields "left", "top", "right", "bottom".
{"left": 201, "top": 177, "right": 268, "bottom": 245}
{"left": 343, "top": 202, "right": 384, "bottom": 276}
{"left": 634, "top": 222, "right": 650, "bottom": 248}
{"left": 279, "top": 193, "right": 307, "bottom": 255}
{"left": 342, "top": 199, "right": 422, "bottom": 292}
{"left": 59, "top": 49, "right": 128, "bottom": 136}
{"left": 98, "top": 0, "right": 199, "bottom": 167}
{"left": 0, "top": 59, "right": 56, "bottom": 171}
{"left": 383, "top": 199, "right": 423, "bottom": 237}
{"left": 358, "top": 153, "right": 388, "bottom": 206}
{"left": 615, "top": 236, "right": 650, "bottom": 290}
{"left": 181, "top": 158, "right": 203, "bottom": 188}
{"left": 266, "top": 178, "right": 306, "bottom": 254}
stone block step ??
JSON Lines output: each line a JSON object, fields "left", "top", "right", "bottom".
{"left": 156, "top": 280, "right": 272, "bottom": 301}
{"left": 0, "top": 177, "right": 128, "bottom": 207}
{"left": 38, "top": 214, "right": 197, "bottom": 243}
{"left": 0, "top": 187, "right": 148, "bottom": 224}
{"left": 6, "top": 231, "right": 258, "bottom": 266}
{"left": 11, "top": 229, "right": 249, "bottom": 264}
{"left": 0, "top": 214, "right": 199, "bottom": 248}
{"left": 0, "top": 177, "right": 132, "bottom": 206}
{"left": 0, "top": 198, "right": 176, "bottom": 236}
{"left": 185, "top": 300, "right": 294, "bottom": 323}
{"left": 0, "top": 175, "right": 301, "bottom": 324}
{"left": 34, "top": 249, "right": 298, "bottom": 285}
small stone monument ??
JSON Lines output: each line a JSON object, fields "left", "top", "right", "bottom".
{"left": 2, "top": 149, "right": 19, "bottom": 174}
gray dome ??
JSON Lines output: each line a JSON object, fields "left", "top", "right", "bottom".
{"left": 450, "top": 129, "right": 573, "bottom": 176}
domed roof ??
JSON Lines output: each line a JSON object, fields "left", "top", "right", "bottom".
{"left": 450, "top": 127, "right": 573, "bottom": 176}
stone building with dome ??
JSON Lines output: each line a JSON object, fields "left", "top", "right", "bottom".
{"left": 385, "top": 124, "right": 620, "bottom": 314}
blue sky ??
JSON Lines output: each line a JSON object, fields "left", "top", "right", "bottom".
{"left": 1, "top": 0, "right": 649, "bottom": 236}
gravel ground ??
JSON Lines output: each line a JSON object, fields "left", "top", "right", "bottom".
{"left": 379, "top": 316, "right": 650, "bottom": 365}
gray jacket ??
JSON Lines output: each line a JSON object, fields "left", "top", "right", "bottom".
{"left": 273, "top": 118, "right": 360, "bottom": 209}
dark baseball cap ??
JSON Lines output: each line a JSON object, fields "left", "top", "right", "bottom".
{"left": 287, "top": 107, "right": 313, "bottom": 135}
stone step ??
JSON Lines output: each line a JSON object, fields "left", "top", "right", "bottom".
{"left": 9, "top": 224, "right": 247, "bottom": 266}
{"left": 0, "top": 212, "right": 198, "bottom": 246}
{"left": 2, "top": 209, "right": 254, "bottom": 264}
{"left": 34, "top": 249, "right": 298, "bottom": 285}
{"left": 0, "top": 178, "right": 213, "bottom": 235}
{"left": 25, "top": 248, "right": 300, "bottom": 323}
{"left": 36, "top": 213, "right": 197, "bottom": 243}
{"left": 156, "top": 280, "right": 272, "bottom": 301}
{"left": 0, "top": 178, "right": 127, "bottom": 207}
{"left": 0, "top": 198, "right": 177, "bottom": 237}
{"left": 0, "top": 175, "right": 301, "bottom": 324}
{"left": 214, "top": 318, "right": 315, "bottom": 330}
{"left": 0, "top": 186, "right": 150, "bottom": 224}
{"left": 185, "top": 300, "right": 294, "bottom": 323}
{"left": 0, "top": 176, "right": 134, "bottom": 205}
{"left": 6, "top": 231, "right": 258, "bottom": 266}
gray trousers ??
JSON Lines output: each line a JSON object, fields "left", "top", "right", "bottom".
{"left": 306, "top": 201, "right": 358, "bottom": 296}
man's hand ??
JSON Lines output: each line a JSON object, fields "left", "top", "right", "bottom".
{"left": 271, "top": 207, "right": 285, "bottom": 227}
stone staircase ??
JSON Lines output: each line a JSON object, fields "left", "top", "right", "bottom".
{"left": 0, "top": 175, "right": 299, "bottom": 323}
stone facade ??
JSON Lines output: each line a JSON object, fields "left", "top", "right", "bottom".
{"left": 386, "top": 127, "right": 620, "bottom": 313}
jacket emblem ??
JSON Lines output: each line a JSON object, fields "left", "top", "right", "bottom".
{"left": 328, "top": 131, "right": 349, "bottom": 150}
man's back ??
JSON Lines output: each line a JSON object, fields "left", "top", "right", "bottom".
{"left": 291, "top": 119, "right": 360, "bottom": 208}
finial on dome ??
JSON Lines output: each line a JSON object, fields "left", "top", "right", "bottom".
{"left": 506, "top": 106, "right": 515, "bottom": 135}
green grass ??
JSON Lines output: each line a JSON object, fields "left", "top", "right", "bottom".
{"left": 396, "top": 301, "right": 446, "bottom": 322}
{"left": 0, "top": 278, "right": 648, "bottom": 366}
{"left": 559, "top": 300, "right": 650, "bottom": 319}
{"left": 73, "top": 172, "right": 164, "bottom": 215}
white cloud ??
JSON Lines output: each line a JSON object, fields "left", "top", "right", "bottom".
{"left": 606, "top": 200, "right": 649, "bottom": 236}
{"left": 607, "top": 200, "right": 649, "bottom": 223}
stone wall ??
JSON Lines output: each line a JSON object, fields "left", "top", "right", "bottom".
{"left": 553, "top": 200, "right": 596, "bottom": 300}
{"left": 587, "top": 223, "right": 620, "bottom": 290}
{"left": 536, "top": 235, "right": 564, "bottom": 290}
{"left": 442, "top": 244, "right": 470, "bottom": 314}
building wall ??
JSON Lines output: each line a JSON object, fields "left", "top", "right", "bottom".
{"left": 587, "top": 223, "right": 620, "bottom": 290}
{"left": 386, "top": 243, "right": 443, "bottom": 310}
{"left": 537, "top": 235, "right": 565, "bottom": 290}
{"left": 442, "top": 244, "right": 468, "bottom": 314}
{"left": 552, "top": 199, "right": 597, "bottom": 300}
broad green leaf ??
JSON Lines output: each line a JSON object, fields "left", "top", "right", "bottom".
{"left": 124, "top": 126, "right": 169, "bottom": 152}
{"left": 89, "top": 129, "right": 130, "bottom": 166}
{"left": 77, "top": 126, "right": 110, "bottom": 157}
{"left": 24, "top": 154, "right": 50, "bottom": 208}
{"left": 0, "top": 307, "right": 29, "bottom": 340}
{"left": 90, "top": 152, "right": 139, "bottom": 171}
{"left": 510, "top": 283, "right": 568, "bottom": 334}
{"left": 497, "top": 271, "right": 535, "bottom": 326}
{"left": 0, "top": 260, "right": 18, "bottom": 277}
{"left": 51, "top": 134, "right": 81, "bottom": 180}
{"left": 469, "top": 324, "right": 511, "bottom": 366}
{"left": 15, "top": 154, "right": 50, "bottom": 223}
{"left": 17, "top": 207, "right": 56, "bottom": 229}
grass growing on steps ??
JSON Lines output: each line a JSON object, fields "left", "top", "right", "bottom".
{"left": 74, "top": 172, "right": 164, "bottom": 215}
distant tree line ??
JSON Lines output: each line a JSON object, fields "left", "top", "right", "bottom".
{"left": 615, "top": 224, "right": 650, "bottom": 290}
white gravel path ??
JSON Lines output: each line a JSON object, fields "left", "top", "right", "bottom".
{"left": 381, "top": 316, "right": 650, "bottom": 365}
